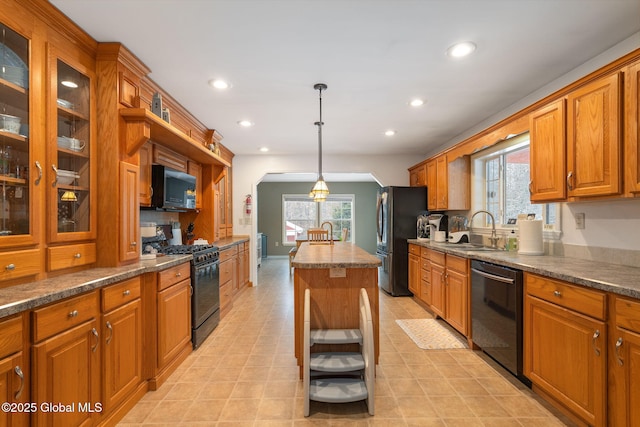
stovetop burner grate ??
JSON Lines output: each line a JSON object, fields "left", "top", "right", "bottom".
{"left": 158, "top": 244, "right": 219, "bottom": 265}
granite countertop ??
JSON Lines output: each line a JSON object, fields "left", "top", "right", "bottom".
{"left": 0, "top": 255, "right": 191, "bottom": 319}
{"left": 215, "top": 235, "right": 250, "bottom": 250}
{"left": 409, "top": 239, "right": 640, "bottom": 299}
{"left": 292, "top": 242, "right": 381, "bottom": 269}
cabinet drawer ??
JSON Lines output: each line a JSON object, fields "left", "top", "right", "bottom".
{"left": 102, "top": 276, "right": 142, "bottom": 312}
{"left": 525, "top": 273, "right": 606, "bottom": 320}
{"left": 615, "top": 296, "right": 640, "bottom": 332}
{"left": 157, "top": 262, "right": 191, "bottom": 291}
{"left": 220, "top": 281, "right": 232, "bottom": 310}
{"left": 219, "top": 246, "right": 238, "bottom": 262}
{"left": 47, "top": 243, "right": 96, "bottom": 272}
{"left": 0, "top": 314, "right": 23, "bottom": 358}
{"left": 429, "top": 249, "right": 445, "bottom": 266}
{"left": 421, "top": 259, "right": 430, "bottom": 270}
{"left": 152, "top": 144, "right": 187, "bottom": 172}
{"left": 421, "top": 269, "right": 430, "bottom": 282}
{"left": 409, "top": 244, "right": 421, "bottom": 255}
{"left": 446, "top": 255, "right": 468, "bottom": 274}
{"left": 220, "top": 259, "right": 233, "bottom": 284}
{"left": 0, "top": 248, "right": 41, "bottom": 281}
{"left": 32, "top": 291, "right": 99, "bottom": 342}
{"left": 420, "top": 247, "right": 430, "bottom": 259}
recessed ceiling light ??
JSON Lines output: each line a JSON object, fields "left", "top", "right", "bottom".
{"left": 237, "top": 120, "right": 254, "bottom": 127}
{"left": 209, "top": 79, "right": 230, "bottom": 89}
{"left": 409, "top": 99, "right": 424, "bottom": 107}
{"left": 259, "top": 147, "right": 269, "bottom": 152}
{"left": 61, "top": 80, "right": 78, "bottom": 88}
{"left": 446, "top": 41, "right": 477, "bottom": 58}
{"left": 385, "top": 130, "right": 396, "bottom": 137}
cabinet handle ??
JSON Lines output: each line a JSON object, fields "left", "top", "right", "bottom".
{"left": 553, "top": 290, "right": 562, "bottom": 297}
{"left": 68, "top": 310, "right": 78, "bottom": 318}
{"left": 14, "top": 366, "right": 24, "bottom": 399}
{"left": 615, "top": 337, "right": 624, "bottom": 366}
{"left": 592, "top": 330, "right": 601, "bottom": 356}
{"left": 52, "top": 164, "right": 59, "bottom": 187}
{"left": 131, "top": 241, "right": 137, "bottom": 247}
{"left": 35, "top": 160, "right": 43, "bottom": 185}
{"left": 5, "top": 263, "right": 15, "bottom": 271}
{"left": 74, "top": 253, "right": 81, "bottom": 259}
{"left": 150, "top": 186, "right": 153, "bottom": 197}
{"left": 123, "top": 289, "right": 131, "bottom": 296}
{"left": 444, "top": 273, "right": 449, "bottom": 285}
{"left": 190, "top": 285, "right": 193, "bottom": 296}
{"left": 105, "top": 321, "right": 113, "bottom": 345}
{"left": 91, "top": 328, "right": 99, "bottom": 352}
{"left": 528, "top": 180, "right": 533, "bottom": 195}
{"left": 176, "top": 272, "right": 182, "bottom": 277}
{"left": 566, "top": 171, "right": 574, "bottom": 191}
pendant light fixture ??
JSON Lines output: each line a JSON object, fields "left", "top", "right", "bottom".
{"left": 309, "top": 83, "right": 329, "bottom": 202}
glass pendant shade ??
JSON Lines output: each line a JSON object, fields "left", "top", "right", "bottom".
{"left": 311, "top": 176, "right": 329, "bottom": 201}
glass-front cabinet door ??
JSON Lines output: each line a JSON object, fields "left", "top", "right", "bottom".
{"left": 0, "top": 23, "right": 32, "bottom": 244}
{"left": 48, "top": 52, "right": 95, "bottom": 242}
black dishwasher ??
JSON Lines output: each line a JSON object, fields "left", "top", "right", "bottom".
{"left": 471, "top": 260, "right": 530, "bottom": 386}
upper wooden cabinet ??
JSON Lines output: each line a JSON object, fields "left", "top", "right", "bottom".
{"left": 138, "top": 143, "right": 152, "bottom": 206}
{"left": 409, "top": 164, "right": 426, "bottom": 187}
{"left": 426, "top": 155, "right": 469, "bottom": 211}
{"left": 529, "top": 99, "right": 567, "bottom": 201}
{"left": 625, "top": 60, "right": 640, "bottom": 196}
{"left": 47, "top": 51, "right": 97, "bottom": 243}
{"left": 188, "top": 161, "right": 202, "bottom": 210}
{"left": 566, "top": 72, "right": 622, "bottom": 198}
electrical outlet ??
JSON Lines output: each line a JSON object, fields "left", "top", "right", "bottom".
{"left": 575, "top": 212, "right": 585, "bottom": 229}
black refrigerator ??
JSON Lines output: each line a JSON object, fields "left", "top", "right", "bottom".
{"left": 376, "top": 186, "right": 428, "bottom": 296}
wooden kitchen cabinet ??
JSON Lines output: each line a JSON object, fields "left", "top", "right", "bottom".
{"left": 47, "top": 46, "right": 97, "bottom": 245}
{"left": 524, "top": 273, "right": 606, "bottom": 427}
{"left": 215, "top": 168, "right": 231, "bottom": 238}
{"left": 188, "top": 161, "right": 202, "bottom": 209}
{"left": 238, "top": 241, "right": 250, "bottom": 290}
{"left": 609, "top": 296, "right": 640, "bottom": 427}
{"left": 119, "top": 162, "right": 140, "bottom": 262}
{"left": 152, "top": 144, "right": 188, "bottom": 172}
{"left": 219, "top": 245, "right": 236, "bottom": 316}
{"left": 625, "top": 60, "right": 640, "bottom": 196}
{"left": 101, "top": 277, "right": 143, "bottom": 415}
{"left": 426, "top": 155, "right": 470, "bottom": 211}
{"left": 138, "top": 142, "right": 153, "bottom": 206}
{"left": 0, "top": 314, "right": 28, "bottom": 427}
{"left": 31, "top": 291, "right": 101, "bottom": 427}
{"left": 529, "top": 99, "right": 567, "bottom": 201}
{"left": 429, "top": 249, "right": 469, "bottom": 336}
{"left": 419, "top": 247, "right": 431, "bottom": 305}
{"left": 409, "top": 164, "right": 426, "bottom": 186}
{"left": 566, "top": 72, "right": 621, "bottom": 198}
{"left": 408, "top": 244, "right": 421, "bottom": 296}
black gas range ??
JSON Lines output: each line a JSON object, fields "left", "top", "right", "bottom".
{"left": 158, "top": 244, "right": 220, "bottom": 349}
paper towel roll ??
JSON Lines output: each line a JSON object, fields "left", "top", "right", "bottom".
{"left": 518, "top": 219, "right": 543, "bottom": 255}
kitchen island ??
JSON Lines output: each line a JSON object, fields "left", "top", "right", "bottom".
{"left": 292, "top": 242, "right": 381, "bottom": 374}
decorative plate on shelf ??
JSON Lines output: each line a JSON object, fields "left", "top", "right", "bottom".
{"left": 0, "top": 42, "right": 28, "bottom": 89}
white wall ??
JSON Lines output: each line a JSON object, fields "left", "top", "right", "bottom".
{"left": 232, "top": 153, "right": 418, "bottom": 284}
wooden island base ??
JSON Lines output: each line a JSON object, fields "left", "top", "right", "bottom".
{"left": 292, "top": 243, "right": 381, "bottom": 376}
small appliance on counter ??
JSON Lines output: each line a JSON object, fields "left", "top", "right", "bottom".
{"left": 416, "top": 211, "right": 430, "bottom": 240}
{"left": 427, "top": 214, "right": 448, "bottom": 241}
{"left": 141, "top": 223, "right": 167, "bottom": 259}
{"left": 448, "top": 215, "right": 469, "bottom": 244}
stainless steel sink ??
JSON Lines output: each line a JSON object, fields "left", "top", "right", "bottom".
{"left": 448, "top": 243, "right": 504, "bottom": 252}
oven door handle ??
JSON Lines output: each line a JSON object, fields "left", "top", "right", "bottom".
{"left": 471, "top": 268, "right": 515, "bottom": 284}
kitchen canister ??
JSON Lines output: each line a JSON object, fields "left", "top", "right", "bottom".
{"left": 518, "top": 219, "right": 543, "bottom": 255}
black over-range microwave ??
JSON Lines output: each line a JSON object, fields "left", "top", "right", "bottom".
{"left": 151, "top": 165, "right": 196, "bottom": 210}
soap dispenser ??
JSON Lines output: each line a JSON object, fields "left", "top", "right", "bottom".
{"left": 507, "top": 229, "right": 518, "bottom": 252}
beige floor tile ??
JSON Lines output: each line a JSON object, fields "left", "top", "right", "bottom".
{"left": 116, "top": 258, "right": 572, "bottom": 427}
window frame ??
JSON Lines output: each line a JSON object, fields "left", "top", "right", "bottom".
{"left": 281, "top": 194, "right": 355, "bottom": 246}
{"left": 470, "top": 133, "right": 561, "bottom": 239}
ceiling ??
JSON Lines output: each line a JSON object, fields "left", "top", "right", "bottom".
{"left": 51, "top": 0, "right": 640, "bottom": 158}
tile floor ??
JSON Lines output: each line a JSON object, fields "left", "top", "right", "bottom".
{"left": 119, "top": 257, "right": 573, "bottom": 426}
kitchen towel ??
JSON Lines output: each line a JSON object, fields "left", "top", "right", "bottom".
{"left": 518, "top": 219, "right": 543, "bottom": 255}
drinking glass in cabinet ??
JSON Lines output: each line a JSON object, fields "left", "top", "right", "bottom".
{"left": 0, "top": 23, "right": 30, "bottom": 237}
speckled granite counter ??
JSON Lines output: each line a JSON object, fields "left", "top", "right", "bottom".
{"left": 0, "top": 255, "right": 191, "bottom": 319}
{"left": 292, "top": 242, "right": 381, "bottom": 269}
{"left": 214, "top": 235, "right": 250, "bottom": 250}
{"left": 409, "top": 239, "right": 640, "bottom": 299}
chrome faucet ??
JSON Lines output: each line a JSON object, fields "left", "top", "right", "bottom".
{"left": 469, "top": 210, "right": 499, "bottom": 248}
{"left": 321, "top": 221, "right": 334, "bottom": 244}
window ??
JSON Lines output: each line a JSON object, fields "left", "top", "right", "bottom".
{"left": 282, "top": 194, "right": 354, "bottom": 245}
{"left": 471, "top": 133, "right": 559, "bottom": 232}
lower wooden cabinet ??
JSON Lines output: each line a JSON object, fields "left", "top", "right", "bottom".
{"left": 156, "top": 278, "right": 191, "bottom": 369}
{"left": 428, "top": 249, "right": 469, "bottom": 336}
{"left": 609, "top": 296, "right": 640, "bottom": 427}
{"left": 101, "top": 277, "right": 143, "bottom": 414}
{"left": 0, "top": 314, "right": 28, "bottom": 427}
{"left": 524, "top": 273, "right": 606, "bottom": 427}
{"left": 408, "top": 244, "right": 420, "bottom": 296}
{"left": 31, "top": 295, "right": 101, "bottom": 427}
{"left": 419, "top": 247, "right": 431, "bottom": 305}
